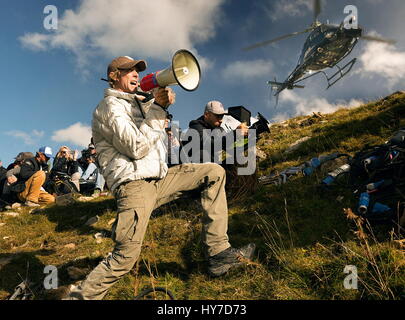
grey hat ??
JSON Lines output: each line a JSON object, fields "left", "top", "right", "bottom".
{"left": 204, "top": 101, "right": 228, "bottom": 115}
{"left": 15, "top": 152, "right": 34, "bottom": 162}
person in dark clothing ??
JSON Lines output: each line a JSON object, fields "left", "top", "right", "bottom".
{"left": 0, "top": 160, "right": 6, "bottom": 186}
{"left": 5, "top": 152, "right": 35, "bottom": 171}
{"left": 0, "top": 160, "right": 6, "bottom": 180}
{"left": 0, "top": 160, "right": 8, "bottom": 208}
{"left": 10, "top": 147, "right": 55, "bottom": 207}
{"left": 51, "top": 146, "right": 80, "bottom": 192}
{"left": 1, "top": 152, "right": 35, "bottom": 206}
{"left": 185, "top": 100, "right": 249, "bottom": 164}
{"left": 186, "top": 101, "right": 258, "bottom": 199}
{"left": 76, "top": 142, "right": 106, "bottom": 197}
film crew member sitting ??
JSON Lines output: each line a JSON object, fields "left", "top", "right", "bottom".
{"left": 1, "top": 152, "right": 34, "bottom": 206}
{"left": 0, "top": 159, "right": 6, "bottom": 181}
{"left": 185, "top": 100, "right": 249, "bottom": 164}
{"left": 77, "top": 148, "right": 105, "bottom": 197}
{"left": 184, "top": 102, "right": 270, "bottom": 199}
{"left": 49, "top": 146, "right": 81, "bottom": 193}
{"left": 9, "top": 146, "right": 55, "bottom": 207}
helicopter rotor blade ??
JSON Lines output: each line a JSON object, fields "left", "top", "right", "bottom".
{"left": 243, "top": 27, "right": 314, "bottom": 51}
{"left": 314, "top": 0, "right": 321, "bottom": 23}
{"left": 361, "top": 35, "right": 396, "bottom": 45}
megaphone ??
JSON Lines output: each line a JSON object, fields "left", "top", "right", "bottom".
{"left": 140, "top": 49, "right": 201, "bottom": 92}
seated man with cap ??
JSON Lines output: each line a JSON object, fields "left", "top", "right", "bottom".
{"left": 1, "top": 152, "right": 34, "bottom": 205}
{"left": 8, "top": 147, "right": 55, "bottom": 207}
{"left": 185, "top": 100, "right": 249, "bottom": 164}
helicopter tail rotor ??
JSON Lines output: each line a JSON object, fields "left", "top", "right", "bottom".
{"left": 268, "top": 78, "right": 284, "bottom": 93}
{"left": 268, "top": 78, "right": 305, "bottom": 95}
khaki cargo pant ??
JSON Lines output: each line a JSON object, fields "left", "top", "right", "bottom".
{"left": 18, "top": 171, "right": 55, "bottom": 204}
{"left": 71, "top": 163, "right": 230, "bottom": 300}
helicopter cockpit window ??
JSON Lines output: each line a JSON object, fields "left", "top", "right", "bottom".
{"left": 309, "top": 31, "right": 319, "bottom": 41}
{"left": 299, "top": 42, "right": 312, "bottom": 64}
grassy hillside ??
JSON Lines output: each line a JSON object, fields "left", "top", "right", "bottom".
{"left": 1, "top": 92, "right": 404, "bottom": 300}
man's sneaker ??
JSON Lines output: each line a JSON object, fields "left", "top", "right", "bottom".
{"left": 61, "top": 284, "right": 84, "bottom": 300}
{"left": 24, "top": 201, "right": 40, "bottom": 207}
{"left": 208, "top": 243, "right": 256, "bottom": 277}
{"left": 11, "top": 203, "right": 22, "bottom": 209}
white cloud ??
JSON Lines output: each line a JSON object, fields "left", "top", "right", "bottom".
{"left": 357, "top": 39, "right": 405, "bottom": 87}
{"left": 19, "top": 33, "right": 51, "bottom": 51}
{"left": 19, "top": 0, "right": 225, "bottom": 71}
{"left": 222, "top": 59, "right": 273, "bottom": 83}
{"left": 5, "top": 130, "right": 44, "bottom": 145}
{"left": 268, "top": 0, "right": 312, "bottom": 22}
{"left": 274, "top": 90, "right": 363, "bottom": 121}
{"left": 51, "top": 122, "right": 92, "bottom": 148}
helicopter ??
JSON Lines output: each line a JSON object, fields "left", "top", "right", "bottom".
{"left": 243, "top": 0, "right": 396, "bottom": 102}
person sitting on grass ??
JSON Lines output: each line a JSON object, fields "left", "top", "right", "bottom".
{"left": 0, "top": 160, "right": 6, "bottom": 181}
{"left": 78, "top": 148, "right": 105, "bottom": 197}
{"left": 8, "top": 147, "right": 55, "bottom": 207}
{"left": 50, "top": 146, "right": 81, "bottom": 192}
{"left": 2, "top": 152, "right": 35, "bottom": 206}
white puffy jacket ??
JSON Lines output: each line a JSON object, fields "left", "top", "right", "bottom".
{"left": 92, "top": 88, "right": 168, "bottom": 192}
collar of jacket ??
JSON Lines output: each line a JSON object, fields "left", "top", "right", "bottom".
{"left": 196, "top": 115, "right": 218, "bottom": 130}
{"left": 104, "top": 88, "right": 145, "bottom": 102}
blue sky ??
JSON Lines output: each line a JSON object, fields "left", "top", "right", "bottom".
{"left": 1, "top": 0, "right": 405, "bottom": 166}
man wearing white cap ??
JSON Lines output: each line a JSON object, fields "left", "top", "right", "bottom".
{"left": 64, "top": 55, "right": 255, "bottom": 300}
{"left": 187, "top": 100, "right": 249, "bottom": 163}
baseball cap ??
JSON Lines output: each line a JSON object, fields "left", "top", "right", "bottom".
{"left": 204, "top": 101, "right": 228, "bottom": 115}
{"left": 107, "top": 56, "right": 147, "bottom": 76}
{"left": 14, "top": 152, "right": 35, "bottom": 162}
{"left": 38, "top": 146, "right": 53, "bottom": 159}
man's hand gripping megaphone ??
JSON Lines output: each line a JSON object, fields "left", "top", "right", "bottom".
{"left": 152, "top": 87, "right": 176, "bottom": 109}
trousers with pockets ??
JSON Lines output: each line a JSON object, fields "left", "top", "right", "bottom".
{"left": 70, "top": 163, "right": 230, "bottom": 300}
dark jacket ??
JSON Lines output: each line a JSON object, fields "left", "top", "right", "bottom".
{"left": 0, "top": 166, "right": 7, "bottom": 181}
{"left": 5, "top": 157, "right": 48, "bottom": 194}
{"left": 19, "top": 157, "right": 49, "bottom": 183}
{"left": 51, "top": 157, "right": 79, "bottom": 177}
{"left": 0, "top": 166, "right": 7, "bottom": 201}
{"left": 186, "top": 116, "right": 229, "bottom": 163}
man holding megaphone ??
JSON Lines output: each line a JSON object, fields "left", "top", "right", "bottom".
{"left": 64, "top": 53, "right": 255, "bottom": 300}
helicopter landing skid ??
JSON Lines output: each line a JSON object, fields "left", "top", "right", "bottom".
{"left": 294, "top": 58, "right": 357, "bottom": 90}
{"left": 322, "top": 58, "right": 357, "bottom": 89}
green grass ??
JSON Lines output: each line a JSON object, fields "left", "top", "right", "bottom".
{"left": 1, "top": 92, "right": 404, "bottom": 300}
